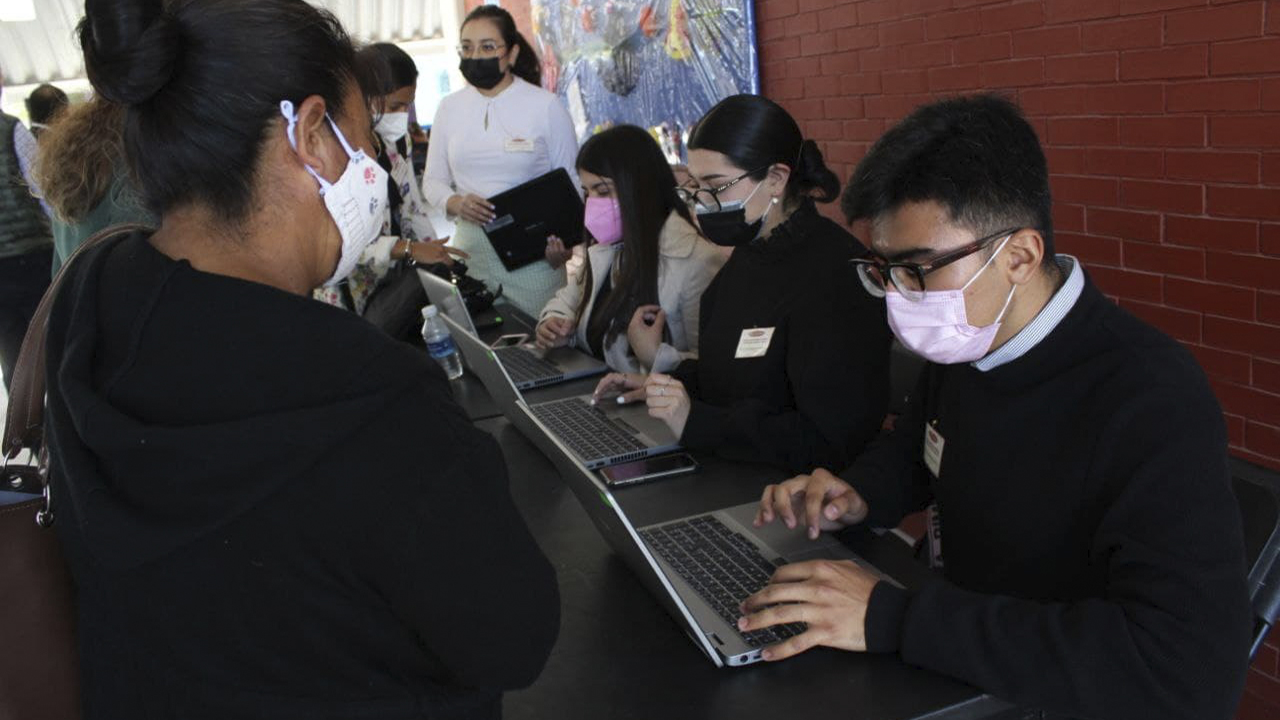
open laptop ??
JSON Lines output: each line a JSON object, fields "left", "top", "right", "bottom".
{"left": 483, "top": 168, "right": 584, "bottom": 271}
{"left": 420, "top": 269, "right": 606, "bottom": 390}
{"left": 443, "top": 312, "right": 680, "bottom": 469}
{"left": 516, "top": 400, "right": 901, "bottom": 667}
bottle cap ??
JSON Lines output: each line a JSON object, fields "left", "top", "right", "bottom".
{"left": 422, "top": 305, "right": 438, "bottom": 318}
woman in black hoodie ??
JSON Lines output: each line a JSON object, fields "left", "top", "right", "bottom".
{"left": 44, "top": 2, "right": 558, "bottom": 718}
{"left": 595, "top": 95, "right": 892, "bottom": 475}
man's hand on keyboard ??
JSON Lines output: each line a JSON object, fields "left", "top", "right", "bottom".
{"left": 755, "top": 469, "right": 869, "bottom": 540}
{"left": 736, "top": 559, "right": 878, "bottom": 660}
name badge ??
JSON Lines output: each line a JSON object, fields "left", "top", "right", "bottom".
{"left": 923, "top": 423, "right": 945, "bottom": 478}
{"left": 504, "top": 138, "right": 535, "bottom": 153}
{"left": 734, "top": 327, "right": 775, "bottom": 359}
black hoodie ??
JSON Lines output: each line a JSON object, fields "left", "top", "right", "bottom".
{"left": 46, "top": 232, "right": 559, "bottom": 720}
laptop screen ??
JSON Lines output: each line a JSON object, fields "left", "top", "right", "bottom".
{"left": 418, "top": 270, "right": 478, "bottom": 337}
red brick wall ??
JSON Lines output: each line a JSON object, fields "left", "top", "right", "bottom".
{"left": 757, "top": 1, "right": 1280, "bottom": 716}
{"left": 463, "top": 0, "right": 1279, "bottom": 714}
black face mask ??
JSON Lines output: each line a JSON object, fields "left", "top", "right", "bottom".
{"left": 460, "top": 57, "right": 505, "bottom": 90}
{"left": 695, "top": 204, "right": 764, "bottom": 247}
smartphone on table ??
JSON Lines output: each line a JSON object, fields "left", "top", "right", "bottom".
{"left": 489, "top": 333, "right": 529, "bottom": 350}
{"left": 599, "top": 453, "right": 699, "bottom": 487}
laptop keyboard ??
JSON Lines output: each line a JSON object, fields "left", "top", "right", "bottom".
{"left": 640, "top": 515, "right": 806, "bottom": 648}
{"left": 494, "top": 346, "right": 563, "bottom": 386}
{"left": 528, "top": 397, "right": 647, "bottom": 462}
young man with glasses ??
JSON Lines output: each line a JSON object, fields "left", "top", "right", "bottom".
{"left": 741, "top": 94, "right": 1251, "bottom": 720}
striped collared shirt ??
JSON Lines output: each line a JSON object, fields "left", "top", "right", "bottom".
{"left": 974, "top": 255, "right": 1083, "bottom": 372}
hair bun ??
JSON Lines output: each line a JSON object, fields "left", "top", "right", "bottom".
{"left": 80, "top": 0, "right": 180, "bottom": 105}
{"left": 794, "top": 139, "right": 841, "bottom": 204}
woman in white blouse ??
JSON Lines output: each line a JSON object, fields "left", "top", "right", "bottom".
{"left": 536, "top": 125, "right": 724, "bottom": 374}
{"left": 423, "top": 5, "right": 579, "bottom": 317}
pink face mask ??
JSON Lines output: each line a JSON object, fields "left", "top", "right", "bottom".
{"left": 885, "top": 235, "right": 1016, "bottom": 364}
{"left": 584, "top": 196, "right": 623, "bottom": 245}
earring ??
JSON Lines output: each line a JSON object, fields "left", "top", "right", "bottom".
{"left": 771, "top": 197, "right": 780, "bottom": 205}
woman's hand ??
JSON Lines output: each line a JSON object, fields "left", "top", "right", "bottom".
{"left": 535, "top": 316, "right": 576, "bottom": 349}
{"left": 627, "top": 304, "right": 666, "bottom": 369}
{"left": 447, "top": 193, "right": 496, "bottom": 225}
{"left": 644, "top": 373, "right": 690, "bottom": 438}
{"left": 404, "top": 238, "right": 468, "bottom": 266}
{"left": 545, "top": 235, "right": 573, "bottom": 269}
{"left": 592, "top": 372, "right": 648, "bottom": 405}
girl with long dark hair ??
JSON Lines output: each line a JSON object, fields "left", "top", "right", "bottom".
{"left": 536, "top": 125, "right": 724, "bottom": 373}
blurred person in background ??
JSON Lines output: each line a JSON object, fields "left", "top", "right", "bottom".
{"left": 34, "top": 96, "right": 154, "bottom": 276}
{"left": 25, "top": 83, "right": 70, "bottom": 139}
{"left": 0, "top": 67, "right": 54, "bottom": 389}
{"left": 315, "top": 42, "right": 465, "bottom": 324}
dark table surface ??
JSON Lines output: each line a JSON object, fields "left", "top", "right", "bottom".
{"left": 474, "top": 399, "right": 1009, "bottom": 720}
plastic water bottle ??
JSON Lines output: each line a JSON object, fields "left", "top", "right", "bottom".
{"left": 421, "top": 306, "right": 464, "bottom": 380}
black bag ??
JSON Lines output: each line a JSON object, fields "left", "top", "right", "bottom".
{"left": 359, "top": 258, "right": 429, "bottom": 343}
{"left": 1, "top": 222, "right": 150, "bottom": 720}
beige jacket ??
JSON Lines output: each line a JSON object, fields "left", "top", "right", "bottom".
{"left": 539, "top": 211, "right": 725, "bottom": 373}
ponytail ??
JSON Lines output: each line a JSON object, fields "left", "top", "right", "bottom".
{"left": 793, "top": 139, "right": 840, "bottom": 204}
{"left": 688, "top": 94, "right": 843, "bottom": 206}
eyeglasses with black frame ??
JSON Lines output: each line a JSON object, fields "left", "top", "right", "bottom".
{"left": 851, "top": 227, "right": 1021, "bottom": 302}
{"left": 675, "top": 166, "right": 768, "bottom": 212}
{"left": 457, "top": 41, "right": 506, "bottom": 58}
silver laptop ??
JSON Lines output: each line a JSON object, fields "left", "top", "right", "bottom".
{"left": 517, "top": 401, "right": 900, "bottom": 667}
{"left": 419, "top": 269, "right": 606, "bottom": 389}
{"left": 443, "top": 313, "right": 680, "bottom": 469}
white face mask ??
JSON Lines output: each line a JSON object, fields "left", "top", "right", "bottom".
{"left": 375, "top": 111, "right": 410, "bottom": 143}
{"left": 280, "top": 100, "right": 389, "bottom": 287}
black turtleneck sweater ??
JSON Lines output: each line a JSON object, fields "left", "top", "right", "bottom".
{"left": 855, "top": 274, "right": 1251, "bottom": 720}
{"left": 671, "top": 200, "right": 891, "bottom": 474}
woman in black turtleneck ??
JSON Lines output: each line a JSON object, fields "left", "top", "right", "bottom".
{"left": 595, "top": 95, "right": 891, "bottom": 475}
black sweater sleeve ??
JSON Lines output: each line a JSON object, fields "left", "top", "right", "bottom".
{"left": 843, "top": 365, "right": 936, "bottom": 529}
{"left": 866, "top": 387, "right": 1252, "bottom": 720}
{"left": 363, "top": 379, "right": 561, "bottom": 691}
{"left": 680, "top": 274, "right": 891, "bottom": 474}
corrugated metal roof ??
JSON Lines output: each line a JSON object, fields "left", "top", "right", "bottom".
{"left": 0, "top": 0, "right": 83, "bottom": 86}
{"left": 0, "top": 0, "right": 447, "bottom": 87}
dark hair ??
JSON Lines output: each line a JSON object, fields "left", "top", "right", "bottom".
{"left": 687, "top": 94, "right": 839, "bottom": 206}
{"left": 574, "top": 125, "right": 698, "bottom": 355}
{"left": 79, "top": 0, "right": 365, "bottom": 220}
{"left": 841, "top": 94, "right": 1054, "bottom": 264}
{"left": 25, "top": 84, "right": 70, "bottom": 128}
{"left": 362, "top": 42, "right": 419, "bottom": 95}
{"left": 462, "top": 5, "right": 541, "bottom": 87}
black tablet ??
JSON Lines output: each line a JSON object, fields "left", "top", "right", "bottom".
{"left": 482, "top": 168, "right": 585, "bottom": 272}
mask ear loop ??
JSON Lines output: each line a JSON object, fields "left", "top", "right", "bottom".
{"left": 961, "top": 233, "right": 1018, "bottom": 326}
{"left": 280, "top": 100, "right": 362, "bottom": 196}
{"left": 961, "top": 233, "right": 1013, "bottom": 292}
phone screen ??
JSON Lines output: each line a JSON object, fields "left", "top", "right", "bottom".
{"left": 600, "top": 453, "right": 698, "bottom": 486}
{"left": 490, "top": 333, "right": 528, "bottom": 349}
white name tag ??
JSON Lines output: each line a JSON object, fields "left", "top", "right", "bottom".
{"left": 734, "top": 327, "right": 775, "bottom": 359}
{"left": 923, "top": 423, "right": 945, "bottom": 478}
{"left": 504, "top": 138, "right": 535, "bottom": 153}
